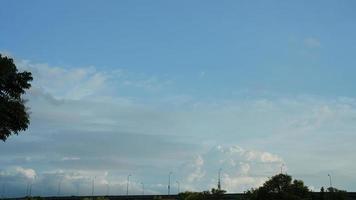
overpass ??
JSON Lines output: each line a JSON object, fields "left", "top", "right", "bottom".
{"left": 4, "top": 192, "right": 356, "bottom": 200}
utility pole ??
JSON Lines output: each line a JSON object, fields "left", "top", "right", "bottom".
{"left": 126, "top": 174, "right": 131, "bottom": 196}
{"left": 168, "top": 172, "right": 173, "bottom": 195}
{"left": 218, "top": 168, "right": 222, "bottom": 190}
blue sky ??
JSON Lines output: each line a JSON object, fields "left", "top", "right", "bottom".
{"left": 1, "top": 0, "right": 356, "bottom": 197}
{"left": 2, "top": 0, "right": 356, "bottom": 97}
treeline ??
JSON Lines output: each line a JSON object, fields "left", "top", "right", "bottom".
{"left": 178, "top": 174, "right": 347, "bottom": 200}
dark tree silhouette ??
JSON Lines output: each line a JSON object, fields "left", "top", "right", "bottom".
{"left": 244, "top": 174, "right": 310, "bottom": 200}
{"left": 325, "top": 187, "right": 347, "bottom": 200}
{"left": 178, "top": 188, "right": 226, "bottom": 200}
{"left": 0, "top": 54, "right": 33, "bottom": 141}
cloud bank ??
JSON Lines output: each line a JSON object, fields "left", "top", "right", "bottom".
{"left": 0, "top": 57, "right": 356, "bottom": 197}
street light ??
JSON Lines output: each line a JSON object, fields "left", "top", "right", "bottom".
{"left": 218, "top": 168, "right": 222, "bottom": 190}
{"left": 280, "top": 163, "right": 285, "bottom": 174}
{"left": 141, "top": 182, "right": 144, "bottom": 195}
{"left": 176, "top": 181, "right": 180, "bottom": 194}
{"left": 91, "top": 176, "right": 96, "bottom": 199}
{"left": 26, "top": 180, "right": 30, "bottom": 196}
{"left": 76, "top": 183, "right": 80, "bottom": 196}
{"left": 29, "top": 175, "right": 36, "bottom": 197}
{"left": 328, "top": 174, "right": 333, "bottom": 188}
{"left": 168, "top": 172, "right": 173, "bottom": 195}
{"left": 57, "top": 177, "right": 63, "bottom": 196}
{"left": 0, "top": 175, "right": 5, "bottom": 199}
{"left": 1, "top": 182, "right": 5, "bottom": 199}
{"left": 106, "top": 183, "right": 110, "bottom": 196}
{"left": 126, "top": 174, "right": 131, "bottom": 196}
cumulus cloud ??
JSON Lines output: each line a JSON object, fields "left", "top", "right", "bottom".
{"left": 0, "top": 166, "right": 36, "bottom": 180}
{"left": 15, "top": 167, "right": 36, "bottom": 180}
{"left": 186, "top": 155, "right": 206, "bottom": 183}
{"left": 179, "top": 145, "right": 284, "bottom": 192}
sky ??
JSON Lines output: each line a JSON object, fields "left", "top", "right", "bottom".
{"left": 1, "top": 0, "right": 356, "bottom": 197}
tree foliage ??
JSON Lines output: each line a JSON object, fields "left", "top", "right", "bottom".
{"left": 244, "top": 174, "right": 311, "bottom": 200}
{"left": 0, "top": 54, "right": 33, "bottom": 141}
{"left": 178, "top": 188, "right": 226, "bottom": 200}
{"left": 325, "top": 187, "right": 347, "bottom": 200}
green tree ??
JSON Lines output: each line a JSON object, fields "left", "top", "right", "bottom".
{"left": 178, "top": 188, "right": 226, "bottom": 200}
{"left": 325, "top": 187, "right": 347, "bottom": 200}
{"left": 244, "top": 174, "right": 311, "bottom": 200}
{"left": 178, "top": 191, "right": 208, "bottom": 200}
{"left": 211, "top": 188, "right": 226, "bottom": 200}
{"left": 0, "top": 54, "right": 33, "bottom": 141}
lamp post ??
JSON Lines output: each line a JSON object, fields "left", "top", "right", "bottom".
{"left": 141, "top": 182, "right": 144, "bottom": 195}
{"left": 91, "top": 176, "right": 96, "bottom": 199}
{"left": 57, "top": 177, "right": 63, "bottom": 196}
{"left": 2, "top": 182, "right": 5, "bottom": 199}
{"left": 168, "top": 172, "right": 173, "bottom": 195}
{"left": 26, "top": 180, "right": 30, "bottom": 196}
{"left": 1, "top": 182, "right": 5, "bottom": 199}
{"left": 0, "top": 175, "right": 4, "bottom": 199}
{"left": 106, "top": 183, "right": 110, "bottom": 196}
{"left": 281, "top": 163, "right": 285, "bottom": 174}
{"left": 29, "top": 175, "right": 36, "bottom": 197}
{"left": 176, "top": 181, "right": 180, "bottom": 194}
{"left": 126, "top": 174, "right": 131, "bottom": 196}
{"left": 76, "top": 183, "right": 80, "bottom": 196}
{"left": 218, "top": 168, "right": 222, "bottom": 190}
{"left": 328, "top": 174, "right": 333, "bottom": 188}
{"left": 29, "top": 182, "right": 33, "bottom": 197}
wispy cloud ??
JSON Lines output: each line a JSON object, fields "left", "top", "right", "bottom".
{"left": 304, "top": 37, "right": 321, "bottom": 48}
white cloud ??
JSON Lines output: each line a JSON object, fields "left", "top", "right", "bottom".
{"left": 179, "top": 145, "right": 285, "bottom": 192}
{"left": 122, "top": 76, "right": 168, "bottom": 91}
{"left": 186, "top": 155, "right": 206, "bottom": 183}
{"left": 1, "top": 57, "right": 356, "bottom": 195}
{"left": 0, "top": 166, "right": 36, "bottom": 180}
{"left": 16, "top": 59, "right": 170, "bottom": 102}
{"left": 260, "top": 152, "right": 283, "bottom": 163}
{"left": 17, "top": 61, "right": 107, "bottom": 100}
{"left": 61, "top": 157, "right": 81, "bottom": 161}
{"left": 15, "top": 167, "right": 36, "bottom": 180}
